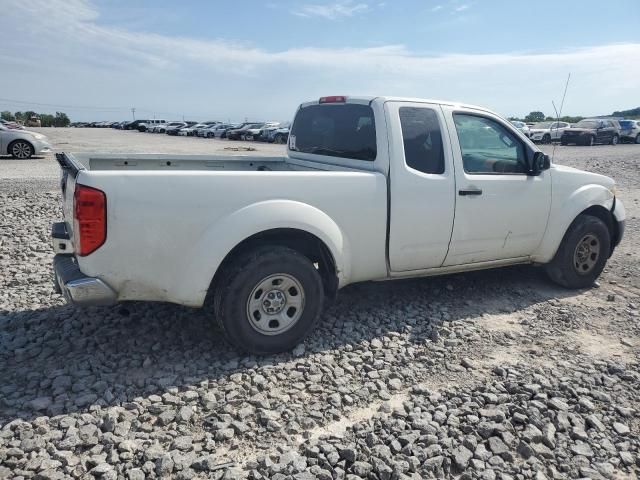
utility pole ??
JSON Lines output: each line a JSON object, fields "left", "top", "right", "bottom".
{"left": 131, "top": 107, "right": 136, "bottom": 120}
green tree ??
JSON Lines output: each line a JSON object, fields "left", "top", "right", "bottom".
{"left": 1, "top": 111, "right": 14, "bottom": 121}
{"left": 24, "top": 110, "right": 37, "bottom": 120}
{"left": 40, "top": 114, "right": 55, "bottom": 127}
{"left": 524, "top": 111, "right": 545, "bottom": 123}
{"left": 14, "top": 111, "right": 24, "bottom": 122}
{"left": 54, "top": 111, "right": 70, "bottom": 127}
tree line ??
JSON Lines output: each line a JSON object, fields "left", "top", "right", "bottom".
{"left": 1, "top": 110, "right": 71, "bottom": 127}
{"left": 509, "top": 111, "right": 585, "bottom": 124}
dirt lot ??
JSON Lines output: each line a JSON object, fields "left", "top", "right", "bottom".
{"left": 0, "top": 128, "right": 638, "bottom": 479}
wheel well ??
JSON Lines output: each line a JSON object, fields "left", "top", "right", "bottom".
{"left": 211, "top": 228, "right": 339, "bottom": 299}
{"left": 579, "top": 205, "right": 617, "bottom": 254}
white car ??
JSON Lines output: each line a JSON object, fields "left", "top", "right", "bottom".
{"left": 510, "top": 121, "right": 531, "bottom": 138}
{"left": 137, "top": 119, "right": 167, "bottom": 132}
{"left": 51, "top": 95, "right": 625, "bottom": 354}
{"left": 178, "top": 123, "right": 208, "bottom": 136}
{"left": 529, "top": 121, "right": 571, "bottom": 144}
{"left": 1, "top": 124, "right": 52, "bottom": 159}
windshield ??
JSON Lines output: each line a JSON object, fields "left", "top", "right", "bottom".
{"left": 575, "top": 120, "right": 600, "bottom": 128}
{"left": 533, "top": 122, "right": 552, "bottom": 129}
{"left": 511, "top": 121, "right": 524, "bottom": 127}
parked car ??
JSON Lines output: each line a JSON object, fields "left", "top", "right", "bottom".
{"left": 51, "top": 95, "right": 625, "bottom": 354}
{"left": 167, "top": 122, "right": 194, "bottom": 136}
{"left": 154, "top": 121, "right": 184, "bottom": 134}
{"left": 227, "top": 123, "right": 264, "bottom": 140}
{"left": 261, "top": 125, "right": 290, "bottom": 143}
{"left": 193, "top": 122, "right": 220, "bottom": 137}
{"left": 561, "top": 119, "right": 621, "bottom": 146}
{"left": 178, "top": 123, "right": 205, "bottom": 136}
{"left": 199, "top": 124, "right": 230, "bottom": 138}
{"left": 510, "top": 121, "right": 531, "bottom": 138}
{"left": 619, "top": 120, "right": 640, "bottom": 144}
{"left": 0, "top": 119, "right": 24, "bottom": 130}
{"left": 216, "top": 123, "right": 243, "bottom": 139}
{"left": 138, "top": 119, "right": 168, "bottom": 132}
{"left": 244, "top": 123, "right": 279, "bottom": 141}
{"left": 1, "top": 124, "right": 52, "bottom": 159}
{"left": 529, "top": 121, "right": 570, "bottom": 144}
{"left": 123, "top": 120, "right": 149, "bottom": 130}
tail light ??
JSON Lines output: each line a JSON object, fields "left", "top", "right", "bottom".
{"left": 74, "top": 184, "right": 106, "bottom": 256}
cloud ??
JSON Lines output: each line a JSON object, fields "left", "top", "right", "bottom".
{"left": 454, "top": 4, "right": 470, "bottom": 12}
{"left": 432, "top": 5, "right": 444, "bottom": 12}
{"left": 293, "top": 1, "right": 369, "bottom": 19}
{"left": 1, "top": 0, "right": 638, "bottom": 121}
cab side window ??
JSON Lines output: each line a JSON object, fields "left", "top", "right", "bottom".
{"left": 453, "top": 114, "right": 527, "bottom": 174}
{"left": 399, "top": 107, "right": 444, "bottom": 174}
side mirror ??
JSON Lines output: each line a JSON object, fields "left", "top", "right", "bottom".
{"left": 530, "top": 151, "right": 550, "bottom": 175}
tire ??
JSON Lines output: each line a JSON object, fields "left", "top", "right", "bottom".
{"left": 274, "top": 134, "right": 285, "bottom": 144}
{"left": 584, "top": 135, "right": 595, "bottom": 146}
{"left": 636, "top": 134, "right": 640, "bottom": 145}
{"left": 610, "top": 134, "right": 619, "bottom": 146}
{"left": 545, "top": 214, "right": 610, "bottom": 289}
{"left": 542, "top": 134, "right": 551, "bottom": 144}
{"left": 9, "top": 140, "right": 34, "bottom": 159}
{"left": 560, "top": 139, "right": 568, "bottom": 146}
{"left": 213, "top": 246, "right": 324, "bottom": 354}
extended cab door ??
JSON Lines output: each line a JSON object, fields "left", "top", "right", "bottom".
{"left": 442, "top": 107, "right": 552, "bottom": 266}
{"left": 387, "top": 101, "right": 456, "bottom": 271}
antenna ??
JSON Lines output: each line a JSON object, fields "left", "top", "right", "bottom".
{"left": 551, "top": 73, "right": 571, "bottom": 163}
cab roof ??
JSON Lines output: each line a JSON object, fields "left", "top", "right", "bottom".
{"left": 300, "top": 95, "right": 497, "bottom": 116}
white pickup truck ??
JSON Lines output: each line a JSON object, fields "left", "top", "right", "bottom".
{"left": 52, "top": 96, "right": 625, "bottom": 354}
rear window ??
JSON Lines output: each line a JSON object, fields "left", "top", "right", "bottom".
{"left": 290, "top": 103, "right": 376, "bottom": 161}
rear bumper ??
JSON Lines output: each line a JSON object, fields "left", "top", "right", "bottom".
{"left": 53, "top": 255, "right": 117, "bottom": 306}
{"left": 52, "top": 222, "right": 117, "bottom": 306}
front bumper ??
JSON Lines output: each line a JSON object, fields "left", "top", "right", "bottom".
{"left": 52, "top": 222, "right": 117, "bottom": 306}
{"left": 34, "top": 140, "right": 53, "bottom": 154}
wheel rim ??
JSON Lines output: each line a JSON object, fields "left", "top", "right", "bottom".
{"left": 246, "top": 273, "right": 305, "bottom": 336}
{"left": 12, "top": 142, "right": 32, "bottom": 158}
{"left": 612, "top": 136, "right": 618, "bottom": 145}
{"left": 573, "top": 234, "right": 600, "bottom": 274}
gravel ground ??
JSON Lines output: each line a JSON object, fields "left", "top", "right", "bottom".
{"left": 0, "top": 129, "right": 639, "bottom": 479}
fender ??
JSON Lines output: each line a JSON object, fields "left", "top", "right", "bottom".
{"left": 532, "top": 183, "right": 614, "bottom": 263}
{"left": 171, "top": 199, "right": 350, "bottom": 306}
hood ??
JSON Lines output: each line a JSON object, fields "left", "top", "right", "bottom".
{"left": 552, "top": 163, "right": 615, "bottom": 190}
{"left": 563, "top": 127, "right": 593, "bottom": 134}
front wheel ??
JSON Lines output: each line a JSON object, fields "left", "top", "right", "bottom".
{"left": 213, "top": 246, "right": 324, "bottom": 354}
{"left": 9, "top": 140, "right": 34, "bottom": 159}
{"left": 545, "top": 214, "right": 610, "bottom": 289}
{"left": 610, "top": 135, "right": 619, "bottom": 145}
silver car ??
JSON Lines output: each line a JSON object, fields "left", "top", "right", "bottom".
{"left": 619, "top": 120, "right": 640, "bottom": 144}
{"left": 0, "top": 125, "right": 52, "bottom": 159}
{"left": 529, "top": 121, "right": 570, "bottom": 144}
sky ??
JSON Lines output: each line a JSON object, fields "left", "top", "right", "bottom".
{"left": 1, "top": 0, "right": 639, "bottom": 122}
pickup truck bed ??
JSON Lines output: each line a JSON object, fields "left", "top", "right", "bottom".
{"left": 66, "top": 152, "right": 297, "bottom": 172}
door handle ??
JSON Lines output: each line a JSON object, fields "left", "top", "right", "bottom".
{"left": 459, "top": 188, "right": 483, "bottom": 196}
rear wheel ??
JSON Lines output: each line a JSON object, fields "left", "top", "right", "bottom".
{"left": 274, "top": 134, "right": 285, "bottom": 144}
{"left": 9, "top": 140, "right": 34, "bottom": 159}
{"left": 213, "top": 246, "right": 324, "bottom": 354}
{"left": 545, "top": 214, "right": 610, "bottom": 289}
{"left": 610, "top": 134, "right": 619, "bottom": 145}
